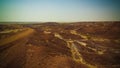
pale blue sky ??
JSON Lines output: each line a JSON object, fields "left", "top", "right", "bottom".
{"left": 0, "top": 0, "right": 120, "bottom": 22}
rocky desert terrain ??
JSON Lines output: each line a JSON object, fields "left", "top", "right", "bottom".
{"left": 0, "top": 22, "right": 120, "bottom": 68}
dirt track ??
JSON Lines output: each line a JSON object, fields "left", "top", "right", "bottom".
{"left": 0, "top": 28, "right": 35, "bottom": 68}
{"left": 0, "top": 28, "right": 34, "bottom": 46}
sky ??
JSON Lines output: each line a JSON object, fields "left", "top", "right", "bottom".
{"left": 0, "top": 0, "right": 120, "bottom": 22}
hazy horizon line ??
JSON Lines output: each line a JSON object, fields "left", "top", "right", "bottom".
{"left": 0, "top": 21, "right": 119, "bottom": 24}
